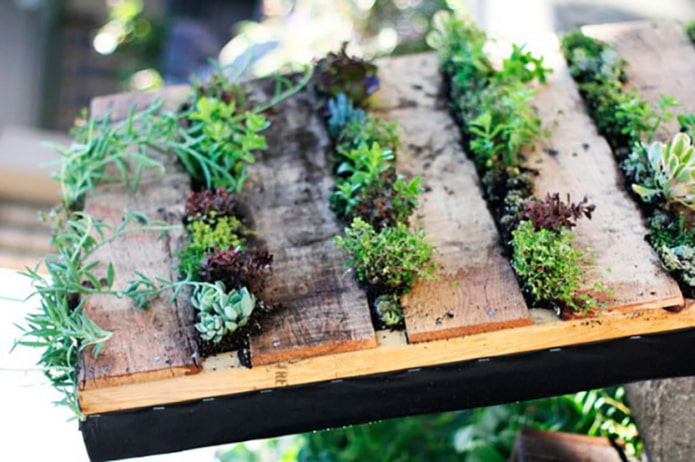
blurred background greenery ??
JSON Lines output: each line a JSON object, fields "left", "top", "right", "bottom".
{"left": 216, "top": 387, "right": 641, "bottom": 461}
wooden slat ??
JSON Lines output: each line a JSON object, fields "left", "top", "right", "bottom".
{"left": 245, "top": 80, "right": 377, "bottom": 365}
{"left": 372, "top": 54, "right": 531, "bottom": 342}
{"left": 582, "top": 20, "right": 695, "bottom": 136}
{"left": 78, "top": 299, "right": 695, "bottom": 414}
{"left": 78, "top": 89, "right": 201, "bottom": 389}
{"left": 520, "top": 37, "right": 683, "bottom": 312}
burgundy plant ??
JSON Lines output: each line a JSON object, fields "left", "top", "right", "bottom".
{"left": 200, "top": 248, "right": 273, "bottom": 294}
{"left": 520, "top": 192, "right": 596, "bottom": 232}
{"left": 313, "top": 42, "right": 380, "bottom": 107}
{"left": 185, "top": 188, "right": 239, "bottom": 222}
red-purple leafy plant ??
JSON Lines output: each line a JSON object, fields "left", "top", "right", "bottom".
{"left": 313, "top": 42, "right": 380, "bottom": 107}
{"left": 185, "top": 188, "right": 240, "bottom": 223}
{"left": 520, "top": 193, "right": 595, "bottom": 232}
{"left": 200, "top": 248, "right": 273, "bottom": 294}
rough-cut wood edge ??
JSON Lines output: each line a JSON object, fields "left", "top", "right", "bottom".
{"left": 518, "top": 36, "right": 683, "bottom": 313}
{"left": 373, "top": 53, "right": 531, "bottom": 343}
{"left": 78, "top": 88, "right": 201, "bottom": 389}
{"left": 78, "top": 299, "right": 695, "bottom": 414}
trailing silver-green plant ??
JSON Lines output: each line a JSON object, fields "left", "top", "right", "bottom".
{"left": 15, "top": 210, "right": 178, "bottom": 419}
{"left": 193, "top": 282, "right": 256, "bottom": 343}
{"left": 632, "top": 133, "right": 695, "bottom": 211}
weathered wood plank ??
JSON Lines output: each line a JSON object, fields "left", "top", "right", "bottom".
{"left": 582, "top": 20, "right": 695, "bottom": 136}
{"left": 522, "top": 37, "right": 683, "bottom": 312}
{"left": 79, "top": 89, "right": 201, "bottom": 389}
{"left": 372, "top": 53, "right": 531, "bottom": 342}
{"left": 247, "top": 81, "right": 377, "bottom": 365}
{"left": 79, "top": 299, "right": 695, "bottom": 414}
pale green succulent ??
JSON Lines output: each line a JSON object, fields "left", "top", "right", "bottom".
{"left": 374, "top": 293, "right": 403, "bottom": 327}
{"left": 632, "top": 133, "right": 695, "bottom": 211}
{"left": 659, "top": 244, "right": 695, "bottom": 287}
{"left": 192, "top": 282, "right": 256, "bottom": 343}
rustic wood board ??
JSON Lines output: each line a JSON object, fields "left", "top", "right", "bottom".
{"left": 78, "top": 299, "right": 695, "bottom": 414}
{"left": 246, "top": 80, "right": 377, "bottom": 365}
{"left": 79, "top": 89, "right": 201, "bottom": 389}
{"left": 372, "top": 54, "right": 532, "bottom": 342}
{"left": 582, "top": 20, "right": 695, "bottom": 136}
{"left": 521, "top": 37, "right": 683, "bottom": 311}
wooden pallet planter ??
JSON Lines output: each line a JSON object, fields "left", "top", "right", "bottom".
{"left": 70, "top": 21, "right": 695, "bottom": 459}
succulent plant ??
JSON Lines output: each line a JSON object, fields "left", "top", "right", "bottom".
{"left": 374, "top": 293, "right": 403, "bottom": 327}
{"left": 192, "top": 282, "right": 256, "bottom": 343}
{"left": 327, "top": 93, "right": 366, "bottom": 138}
{"left": 632, "top": 133, "right": 695, "bottom": 211}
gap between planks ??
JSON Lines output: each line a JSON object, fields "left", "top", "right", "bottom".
{"left": 373, "top": 53, "right": 531, "bottom": 343}
{"left": 78, "top": 299, "right": 695, "bottom": 415}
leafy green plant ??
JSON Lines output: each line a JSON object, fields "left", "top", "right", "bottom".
{"left": 631, "top": 133, "right": 695, "bottom": 211}
{"left": 192, "top": 282, "right": 256, "bottom": 344}
{"left": 335, "top": 218, "right": 436, "bottom": 294}
{"left": 511, "top": 221, "right": 600, "bottom": 313}
{"left": 346, "top": 172, "right": 422, "bottom": 231}
{"left": 330, "top": 143, "right": 395, "bottom": 215}
{"left": 178, "top": 96, "right": 269, "bottom": 191}
{"left": 561, "top": 32, "right": 677, "bottom": 154}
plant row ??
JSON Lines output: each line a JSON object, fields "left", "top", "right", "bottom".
{"left": 312, "top": 45, "right": 437, "bottom": 329}
{"left": 428, "top": 12, "right": 605, "bottom": 315}
{"left": 16, "top": 65, "right": 307, "bottom": 417}
{"left": 560, "top": 30, "right": 694, "bottom": 296}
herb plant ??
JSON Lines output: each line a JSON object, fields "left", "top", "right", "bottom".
{"left": 335, "top": 218, "right": 436, "bottom": 294}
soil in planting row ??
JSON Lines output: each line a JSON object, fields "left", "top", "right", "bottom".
{"left": 517, "top": 36, "right": 683, "bottom": 315}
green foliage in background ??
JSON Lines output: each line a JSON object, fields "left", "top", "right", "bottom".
{"left": 218, "top": 387, "right": 641, "bottom": 462}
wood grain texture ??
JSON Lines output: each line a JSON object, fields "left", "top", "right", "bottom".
{"left": 582, "top": 20, "right": 695, "bottom": 136}
{"left": 78, "top": 299, "right": 695, "bottom": 414}
{"left": 372, "top": 53, "right": 531, "bottom": 342}
{"left": 79, "top": 89, "right": 201, "bottom": 389}
{"left": 520, "top": 37, "right": 683, "bottom": 312}
{"left": 247, "top": 80, "right": 377, "bottom": 365}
